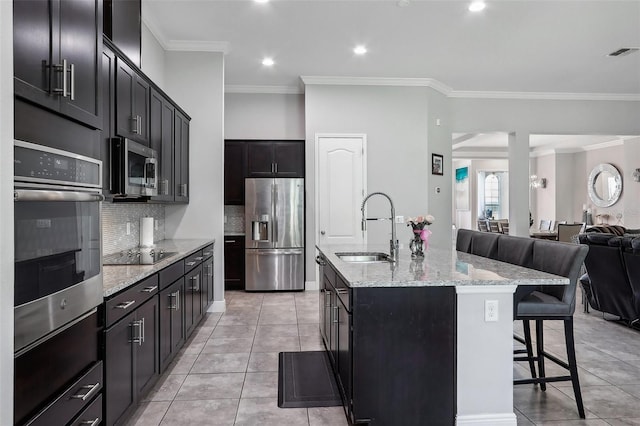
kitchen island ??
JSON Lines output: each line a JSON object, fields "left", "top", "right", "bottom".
{"left": 316, "top": 243, "right": 568, "bottom": 426}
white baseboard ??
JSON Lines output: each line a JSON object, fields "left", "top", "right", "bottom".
{"left": 456, "top": 413, "right": 517, "bottom": 426}
{"left": 305, "top": 280, "right": 318, "bottom": 291}
{"left": 207, "top": 300, "right": 226, "bottom": 313}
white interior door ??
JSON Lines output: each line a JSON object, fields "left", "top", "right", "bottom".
{"left": 316, "top": 134, "right": 366, "bottom": 245}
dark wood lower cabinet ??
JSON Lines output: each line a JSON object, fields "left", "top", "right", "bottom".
{"left": 159, "top": 277, "right": 185, "bottom": 372}
{"left": 224, "top": 237, "right": 245, "bottom": 290}
{"left": 184, "top": 264, "right": 203, "bottom": 337}
{"left": 104, "top": 296, "right": 159, "bottom": 426}
{"left": 319, "top": 257, "right": 456, "bottom": 425}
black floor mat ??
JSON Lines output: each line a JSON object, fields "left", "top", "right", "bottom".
{"left": 277, "top": 351, "right": 342, "bottom": 408}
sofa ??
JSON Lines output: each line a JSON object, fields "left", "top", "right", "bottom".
{"left": 578, "top": 233, "right": 640, "bottom": 324}
{"left": 585, "top": 225, "right": 640, "bottom": 236}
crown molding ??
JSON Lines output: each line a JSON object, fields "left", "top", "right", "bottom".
{"left": 164, "top": 40, "right": 230, "bottom": 53}
{"left": 449, "top": 90, "right": 640, "bottom": 102}
{"left": 141, "top": 16, "right": 169, "bottom": 50}
{"left": 300, "top": 76, "right": 453, "bottom": 96}
{"left": 582, "top": 139, "right": 625, "bottom": 151}
{"left": 225, "top": 85, "right": 304, "bottom": 95}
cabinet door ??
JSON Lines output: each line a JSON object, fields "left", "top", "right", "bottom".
{"left": 185, "top": 265, "right": 203, "bottom": 335}
{"left": 319, "top": 276, "right": 330, "bottom": 347}
{"left": 274, "top": 142, "right": 304, "bottom": 177}
{"left": 160, "top": 278, "right": 185, "bottom": 372}
{"left": 203, "top": 257, "right": 214, "bottom": 311}
{"left": 13, "top": 0, "right": 57, "bottom": 111}
{"left": 330, "top": 290, "right": 339, "bottom": 365}
{"left": 135, "top": 297, "right": 159, "bottom": 398}
{"left": 101, "top": 47, "right": 116, "bottom": 195}
{"left": 58, "top": 0, "right": 102, "bottom": 129}
{"left": 337, "top": 297, "right": 351, "bottom": 405}
{"left": 246, "top": 142, "right": 274, "bottom": 177}
{"left": 150, "top": 89, "right": 175, "bottom": 201}
{"left": 224, "top": 141, "right": 246, "bottom": 205}
{"left": 104, "top": 0, "right": 141, "bottom": 67}
{"left": 224, "top": 237, "right": 244, "bottom": 290}
{"left": 104, "top": 311, "right": 135, "bottom": 426}
{"left": 132, "top": 76, "right": 150, "bottom": 145}
{"left": 174, "top": 111, "right": 190, "bottom": 203}
{"left": 115, "top": 59, "right": 135, "bottom": 139}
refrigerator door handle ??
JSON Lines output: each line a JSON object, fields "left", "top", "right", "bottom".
{"left": 272, "top": 183, "right": 278, "bottom": 243}
{"left": 252, "top": 249, "right": 304, "bottom": 256}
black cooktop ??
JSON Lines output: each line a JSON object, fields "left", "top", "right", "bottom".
{"left": 103, "top": 249, "right": 177, "bottom": 265}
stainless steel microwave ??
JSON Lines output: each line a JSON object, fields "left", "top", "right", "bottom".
{"left": 111, "top": 137, "right": 158, "bottom": 197}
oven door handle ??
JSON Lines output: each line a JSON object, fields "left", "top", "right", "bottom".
{"left": 14, "top": 189, "right": 104, "bottom": 202}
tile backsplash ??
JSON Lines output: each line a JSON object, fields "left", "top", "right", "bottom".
{"left": 102, "top": 203, "right": 166, "bottom": 255}
{"left": 224, "top": 205, "right": 245, "bottom": 233}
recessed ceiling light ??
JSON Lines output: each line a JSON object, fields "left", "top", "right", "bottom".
{"left": 262, "top": 57, "right": 274, "bottom": 66}
{"left": 255, "top": 0, "right": 269, "bottom": 3}
{"left": 354, "top": 45, "right": 367, "bottom": 55}
{"left": 468, "top": 1, "right": 486, "bottom": 12}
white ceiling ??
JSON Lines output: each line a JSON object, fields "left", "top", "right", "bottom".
{"left": 143, "top": 0, "right": 640, "bottom": 95}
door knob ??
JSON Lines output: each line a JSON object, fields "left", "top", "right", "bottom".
{"left": 320, "top": 231, "right": 326, "bottom": 235}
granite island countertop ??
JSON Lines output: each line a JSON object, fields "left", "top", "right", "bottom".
{"left": 103, "top": 239, "right": 214, "bottom": 297}
{"left": 317, "top": 243, "right": 568, "bottom": 288}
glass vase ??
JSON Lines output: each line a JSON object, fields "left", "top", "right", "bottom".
{"left": 410, "top": 233, "right": 424, "bottom": 258}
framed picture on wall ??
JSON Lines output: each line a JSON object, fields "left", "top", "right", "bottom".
{"left": 432, "top": 154, "right": 444, "bottom": 175}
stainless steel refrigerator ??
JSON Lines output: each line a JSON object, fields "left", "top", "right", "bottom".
{"left": 245, "top": 178, "right": 304, "bottom": 291}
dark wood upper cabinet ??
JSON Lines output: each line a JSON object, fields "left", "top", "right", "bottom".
{"left": 150, "top": 88, "right": 175, "bottom": 202}
{"left": 246, "top": 141, "right": 304, "bottom": 178}
{"left": 103, "top": 0, "right": 141, "bottom": 67}
{"left": 101, "top": 47, "right": 116, "bottom": 195}
{"left": 14, "top": 0, "right": 103, "bottom": 129}
{"left": 273, "top": 142, "right": 305, "bottom": 177}
{"left": 115, "top": 58, "right": 149, "bottom": 145}
{"left": 174, "top": 110, "right": 190, "bottom": 203}
{"left": 224, "top": 141, "right": 246, "bottom": 205}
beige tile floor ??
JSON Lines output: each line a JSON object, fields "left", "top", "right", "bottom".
{"left": 127, "top": 289, "right": 640, "bottom": 425}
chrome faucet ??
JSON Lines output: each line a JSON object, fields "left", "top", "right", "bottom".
{"left": 361, "top": 192, "right": 398, "bottom": 262}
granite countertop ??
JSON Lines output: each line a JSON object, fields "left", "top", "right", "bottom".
{"left": 103, "top": 239, "right": 214, "bottom": 297}
{"left": 317, "top": 243, "right": 568, "bottom": 289}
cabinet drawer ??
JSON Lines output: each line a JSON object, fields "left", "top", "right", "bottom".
{"left": 159, "top": 259, "right": 184, "bottom": 290}
{"left": 26, "top": 361, "right": 103, "bottom": 426}
{"left": 105, "top": 274, "right": 158, "bottom": 327}
{"left": 202, "top": 244, "right": 214, "bottom": 259}
{"left": 335, "top": 274, "right": 351, "bottom": 312}
{"left": 184, "top": 250, "right": 204, "bottom": 272}
{"left": 69, "top": 393, "right": 102, "bottom": 426}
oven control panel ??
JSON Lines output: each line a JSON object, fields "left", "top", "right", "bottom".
{"left": 14, "top": 140, "right": 101, "bottom": 188}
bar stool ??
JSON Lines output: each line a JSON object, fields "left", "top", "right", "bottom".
{"left": 513, "top": 240, "right": 589, "bottom": 419}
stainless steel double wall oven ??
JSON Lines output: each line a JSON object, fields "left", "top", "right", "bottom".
{"left": 14, "top": 140, "right": 104, "bottom": 353}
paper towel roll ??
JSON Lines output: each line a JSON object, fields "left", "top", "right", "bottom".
{"left": 140, "top": 217, "right": 154, "bottom": 247}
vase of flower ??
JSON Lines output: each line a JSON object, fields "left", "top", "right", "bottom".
{"left": 406, "top": 215, "right": 435, "bottom": 258}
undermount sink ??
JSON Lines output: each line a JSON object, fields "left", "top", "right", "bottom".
{"left": 336, "top": 252, "right": 392, "bottom": 263}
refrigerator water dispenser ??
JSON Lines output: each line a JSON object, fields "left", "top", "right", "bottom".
{"left": 251, "top": 215, "right": 270, "bottom": 241}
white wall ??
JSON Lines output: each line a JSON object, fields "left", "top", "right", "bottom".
{"left": 163, "top": 51, "right": 226, "bottom": 308}
{"left": 305, "top": 84, "right": 451, "bottom": 280}
{"left": 533, "top": 154, "right": 556, "bottom": 225}
{"left": 0, "top": 2, "right": 13, "bottom": 422}
{"left": 623, "top": 137, "right": 640, "bottom": 228}
{"left": 140, "top": 22, "right": 165, "bottom": 89}
{"left": 225, "top": 93, "right": 305, "bottom": 140}
{"left": 555, "top": 152, "right": 577, "bottom": 223}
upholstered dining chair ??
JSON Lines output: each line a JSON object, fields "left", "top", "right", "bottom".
{"left": 488, "top": 220, "right": 501, "bottom": 233}
{"left": 513, "top": 240, "right": 589, "bottom": 419}
{"left": 477, "top": 219, "right": 489, "bottom": 232}
{"left": 539, "top": 219, "right": 551, "bottom": 231}
{"left": 557, "top": 223, "right": 583, "bottom": 243}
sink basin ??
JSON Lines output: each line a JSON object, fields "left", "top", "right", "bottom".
{"left": 336, "top": 252, "right": 392, "bottom": 263}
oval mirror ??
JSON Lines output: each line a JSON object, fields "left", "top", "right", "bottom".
{"left": 588, "top": 163, "right": 622, "bottom": 207}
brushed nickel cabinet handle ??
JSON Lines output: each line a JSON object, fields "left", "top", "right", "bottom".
{"left": 79, "top": 418, "right": 100, "bottom": 426}
{"left": 71, "top": 382, "right": 100, "bottom": 401}
{"left": 114, "top": 300, "right": 135, "bottom": 310}
{"left": 141, "top": 286, "right": 158, "bottom": 293}
{"left": 186, "top": 261, "right": 196, "bottom": 266}
{"left": 69, "top": 62, "right": 75, "bottom": 101}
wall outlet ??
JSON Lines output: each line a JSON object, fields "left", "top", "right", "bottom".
{"left": 395, "top": 215, "right": 404, "bottom": 224}
{"left": 485, "top": 300, "right": 499, "bottom": 322}
{"left": 126, "top": 222, "right": 131, "bottom": 235}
